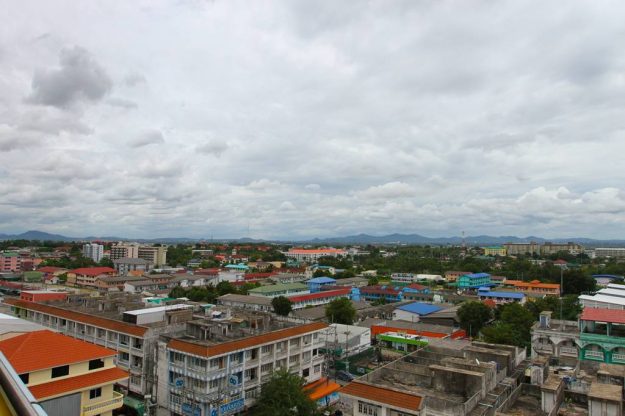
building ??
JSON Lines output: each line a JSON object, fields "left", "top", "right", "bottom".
{"left": 113, "top": 257, "right": 152, "bottom": 276}
{"left": 392, "top": 302, "right": 444, "bottom": 322}
{"left": 503, "top": 242, "right": 541, "bottom": 256}
{"left": 595, "top": 248, "right": 625, "bottom": 258}
{"left": 339, "top": 339, "right": 528, "bottom": 416}
{"left": 304, "top": 377, "right": 341, "bottom": 408}
{"left": 320, "top": 324, "right": 371, "bottom": 359}
{"left": 579, "top": 308, "right": 625, "bottom": 365}
{"left": 501, "top": 280, "right": 560, "bottom": 296}
{"left": 0, "top": 313, "right": 48, "bottom": 341}
{"left": 482, "top": 246, "right": 507, "bottom": 256}
{"left": 283, "top": 248, "right": 346, "bottom": 263}
{"left": 66, "top": 267, "right": 116, "bottom": 287}
{"left": 456, "top": 273, "right": 493, "bottom": 289}
{"left": 248, "top": 282, "right": 309, "bottom": 298}
{"left": 20, "top": 290, "right": 69, "bottom": 303}
{"left": 159, "top": 320, "right": 328, "bottom": 415}
{"left": 531, "top": 311, "right": 580, "bottom": 365}
{"left": 0, "top": 252, "right": 20, "bottom": 272}
{"left": 307, "top": 276, "right": 336, "bottom": 293}
{"left": 541, "top": 242, "right": 583, "bottom": 256}
{"left": 367, "top": 319, "right": 466, "bottom": 342}
{"left": 477, "top": 288, "right": 526, "bottom": 305}
{"left": 0, "top": 330, "right": 127, "bottom": 416}
{"left": 288, "top": 288, "right": 351, "bottom": 310}
{"left": 593, "top": 274, "right": 625, "bottom": 288}
{"left": 109, "top": 243, "right": 140, "bottom": 261}
{"left": 0, "top": 350, "right": 48, "bottom": 416}
{"left": 137, "top": 245, "right": 167, "bottom": 267}
{"left": 217, "top": 294, "right": 274, "bottom": 312}
{"left": 376, "top": 332, "right": 429, "bottom": 354}
{"left": 444, "top": 271, "right": 471, "bottom": 283}
{"left": 355, "top": 285, "right": 404, "bottom": 303}
{"left": 82, "top": 243, "right": 104, "bottom": 263}
{"left": 580, "top": 283, "right": 625, "bottom": 309}
{"left": 391, "top": 274, "right": 444, "bottom": 284}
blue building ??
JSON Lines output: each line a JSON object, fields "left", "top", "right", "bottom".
{"left": 477, "top": 287, "right": 525, "bottom": 305}
{"left": 393, "top": 302, "right": 443, "bottom": 322}
{"left": 307, "top": 276, "right": 337, "bottom": 293}
{"left": 457, "top": 273, "right": 494, "bottom": 289}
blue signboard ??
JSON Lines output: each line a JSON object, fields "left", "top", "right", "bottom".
{"left": 182, "top": 403, "right": 201, "bottom": 416}
{"left": 210, "top": 398, "right": 245, "bottom": 416}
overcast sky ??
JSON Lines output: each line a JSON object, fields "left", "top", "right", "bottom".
{"left": 1, "top": 1, "right": 625, "bottom": 240}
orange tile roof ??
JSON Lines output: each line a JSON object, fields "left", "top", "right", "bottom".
{"left": 29, "top": 367, "right": 128, "bottom": 400}
{"left": 504, "top": 280, "right": 560, "bottom": 289}
{"left": 0, "top": 330, "right": 117, "bottom": 373}
{"left": 304, "top": 377, "right": 340, "bottom": 401}
{"left": 168, "top": 322, "right": 328, "bottom": 357}
{"left": 3, "top": 299, "right": 149, "bottom": 337}
{"left": 340, "top": 381, "right": 422, "bottom": 411}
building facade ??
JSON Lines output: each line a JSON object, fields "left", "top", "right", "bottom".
{"left": 503, "top": 242, "right": 541, "bottom": 256}
{"left": 82, "top": 244, "right": 104, "bottom": 263}
{"left": 482, "top": 246, "right": 507, "bottom": 256}
{"left": 138, "top": 246, "right": 167, "bottom": 267}
{"left": 283, "top": 248, "right": 346, "bottom": 263}
{"left": 0, "top": 330, "right": 127, "bottom": 416}
{"left": 579, "top": 308, "right": 625, "bottom": 365}
{"left": 457, "top": 273, "right": 492, "bottom": 289}
{"left": 109, "top": 243, "right": 140, "bottom": 261}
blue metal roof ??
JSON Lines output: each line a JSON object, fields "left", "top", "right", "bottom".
{"left": 463, "top": 273, "right": 491, "bottom": 279}
{"left": 396, "top": 302, "right": 443, "bottom": 315}
{"left": 478, "top": 290, "right": 524, "bottom": 299}
{"left": 307, "top": 277, "right": 336, "bottom": 284}
{"left": 593, "top": 274, "right": 624, "bottom": 280}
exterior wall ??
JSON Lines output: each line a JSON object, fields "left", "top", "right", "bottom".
{"left": 162, "top": 328, "right": 327, "bottom": 415}
{"left": 589, "top": 398, "right": 622, "bottom": 416}
{"left": 9, "top": 305, "right": 151, "bottom": 397}
{"left": 0, "top": 254, "right": 20, "bottom": 272}
{"left": 39, "top": 392, "right": 81, "bottom": 416}
{"left": 392, "top": 309, "right": 421, "bottom": 322}
{"left": 82, "top": 244, "right": 104, "bottom": 263}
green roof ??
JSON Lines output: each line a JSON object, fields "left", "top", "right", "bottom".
{"left": 248, "top": 282, "right": 308, "bottom": 294}
{"left": 1, "top": 252, "right": 18, "bottom": 257}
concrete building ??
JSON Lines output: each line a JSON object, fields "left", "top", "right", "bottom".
{"left": 66, "top": 267, "right": 117, "bottom": 287}
{"left": 503, "top": 242, "right": 541, "bottom": 256}
{"left": 0, "top": 252, "right": 20, "bottom": 272}
{"left": 320, "top": 324, "right": 371, "bottom": 359}
{"left": 456, "top": 273, "right": 493, "bottom": 289}
{"left": 339, "top": 339, "right": 528, "bottom": 416}
{"left": 482, "top": 246, "right": 507, "bottom": 256}
{"left": 579, "top": 307, "right": 625, "bottom": 365}
{"left": 159, "top": 317, "right": 327, "bottom": 415}
{"left": 288, "top": 288, "right": 351, "bottom": 310}
{"left": 541, "top": 242, "right": 583, "bottom": 255}
{"left": 138, "top": 245, "right": 167, "bottom": 267}
{"left": 283, "top": 248, "right": 346, "bottom": 263}
{"left": 82, "top": 243, "right": 104, "bottom": 263}
{"left": 501, "top": 279, "right": 560, "bottom": 297}
{"left": 248, "top": 282, "right": 309, "bottom": 298}
{"left": 109, "top": 243, "right": 140, "bottom": 261}
{"left": 531, "top": 311, "right": 580, "bottom": 365}
{"left": 113, "top": 257, "right": 152, "bottom": 276}
{"left": 0, "top": 330, "right": 127, "bottom": 416}
{"left": 217, "top": 294, "right": 274, "bottom": 312}
{"left": 595, "top": 248, "right": 625, "bottom": 258}
{"left": 307, "top": 276, "right": 336, "bottom": 293}
{"left": 444, "top": 271, "right": 471, "bottom": 283}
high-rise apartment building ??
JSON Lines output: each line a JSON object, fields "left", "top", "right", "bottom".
{"left": 109, "top": 243, "right": 140, "bottom": 261}
{"left": 82, "top": 243, "right": 104, "bottom": 263}
{"left": 138, "top": 245, "right": 167, "bottom": 267}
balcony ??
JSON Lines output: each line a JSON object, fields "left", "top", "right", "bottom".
{"left": 584, "top": 350, "right": 604, "bottom": 360}
{"left": 613, "top": 353, "right": 625, "bottom": 363}
{"left": 560, "top": 346, "right": 578, "bottom": 356}
{"left": 82, "top": 391, "right": 124, "bottom": 416}
{"left": 580, "top": 332, "right": 625, "bottom": 347}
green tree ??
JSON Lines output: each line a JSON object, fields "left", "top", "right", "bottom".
{"left": 271, "top": 296, "right": 293, "bottom": 316}
{"left": 325, "top": 298, "right": 356, "bottom": 325}
{"left": 367, "top": 276, "right": 379, "bottom": 285}
{"left": 457, "top": 301, "right": 493, "bottom": 337}
{"left": 98, "top": 257, "right": 114, "bottom": 268}
{"left": 251, "top": 369, "right": 317, "bottom": 416}
{"left": 482, "top": 322, "right": 518, "bottom": 345}
{"left": 169, "top": 286, "right": 187, "bottom": 298}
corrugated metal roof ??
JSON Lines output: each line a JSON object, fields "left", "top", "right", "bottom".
{"left": 395, "top": 302, "right": 443, "bottom": 315}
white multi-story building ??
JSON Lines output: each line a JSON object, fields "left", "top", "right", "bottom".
{"left": 595, "top": 248, "right": 625, "bottom": 258}
{"left": 158, "top": 320, "right": 328, "bottom": 416}
{"left": 283, "top": 248, "right": 346, "bottom": 263}
{"left": 138, "top": 245, "right": 167, "bottom": 267}
{"left": 82, "top": 243, "right": 104, "bottom": 263}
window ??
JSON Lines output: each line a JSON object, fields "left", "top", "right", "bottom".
{"left": 89, "top": 359, "right": 105, "bottom": 370}
{"left": 89, "top": 387, "right": 102, "bottom": 399}
{"left": 357, "top": 402, "right": 380, "bottom": 416}
{"left": 19, "top": 373, "right": 29, "bottom": 384}
{"left": 302, "top": 368, "right": 310, "bottom": 378}
{"left": 51, "top": 365, "right": 69, "bottom": 378}
{"left": 261, "top": 345, "right": 272, "bottom": 354}
{"left": 119, "top": 352, "right": 129, "bottom": 362}
{"left": 261, "top": 363, "right": 273, "bottom": 373}
{"left": 314, "top": 364, "right": 321, "bottom": 373}
{"left": 313, "top": 348, "right": 318, "bottom": 356}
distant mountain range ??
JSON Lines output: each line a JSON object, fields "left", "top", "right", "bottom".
{"left": 1, "top": 230, "right": 625, "bottom": 247}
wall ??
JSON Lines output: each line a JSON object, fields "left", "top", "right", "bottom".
{"left": 39, "top": 392, "right": 81, "bottom": 416}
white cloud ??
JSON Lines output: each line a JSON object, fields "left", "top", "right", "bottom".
{"left": 1, "top": 1, "right": 625, "bottom": 238}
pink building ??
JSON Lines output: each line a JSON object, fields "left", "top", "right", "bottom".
{"left": 0, "top": 252, "right": 20, "bottom": 272}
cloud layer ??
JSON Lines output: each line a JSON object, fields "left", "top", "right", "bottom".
{"left": 1, "top": 1, "right": 625, "bottom": 239}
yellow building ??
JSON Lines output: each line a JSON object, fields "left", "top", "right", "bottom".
{"left": 482, "top": 246, "right": 507, "bottom": 256}
{"left": 0, "top": 330, "right": 127, "bottom": 416}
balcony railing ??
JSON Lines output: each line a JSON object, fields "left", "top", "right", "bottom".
{"left": 82, "top": 391, "right": 124, "bottom": 416}
{"left": 584, "top": 351, "right": 604, "bottom": 360}
{"left": 613, "top": 353, "right": 625, "bottom": 362}
{"left": 560, "top": 346, "right": 577, "bottom": 355}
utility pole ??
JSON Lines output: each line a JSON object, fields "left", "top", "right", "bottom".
{"left": 560, "top": 267, "right": 564, "bottom": 329}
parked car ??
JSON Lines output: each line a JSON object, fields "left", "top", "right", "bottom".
{"left": 336, "top": 370, "right": 355, "bottom": 381}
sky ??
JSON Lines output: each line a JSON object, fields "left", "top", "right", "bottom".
{"left": 1, "top": 1, "right": 625, "bottom": 240}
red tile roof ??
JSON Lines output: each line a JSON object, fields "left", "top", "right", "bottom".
{"left": 0, "top": 330, "right": 116, "bottom": 373}
{"left": 37, "top": 267, "right": 65, "bottom": 273}
{"left": 287, "top": 249, "right": 346, "bottom": 255}
{"left": 360, "top": 285, "right": 401, "bottom": 295}
{"left": 29, "top": 367, "right": 128, "bottom": 400}
{"left": 3, "top": 299, "right": 149, "bottom": 337}
{"left": 168, "top": 322, "right": 328, "bottom": 358}
{"left": 69, "top": 267, "right": 115, "bottom": 276}
{"left": 581, "top": 308, "right": 625, "bottom": 325}
{"left": 340, "top": 381, "right": 422, "bottom": 411}
{"left": 289, "top": 288, "right": 350, "bottom": 303}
